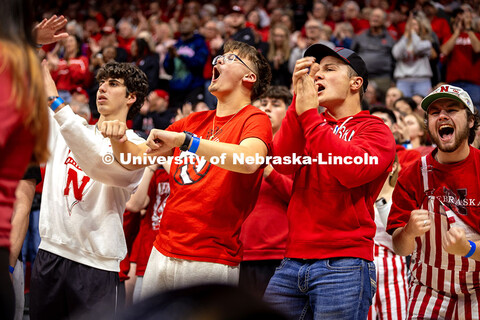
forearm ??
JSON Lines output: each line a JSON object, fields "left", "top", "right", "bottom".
{"left": 467, "top": 31, "right": 480, "bottom": 53}
{"left": 9, "top": 180, "right": 36, "bottom": 267}
{"left": 440, "top": 32, "right": 459, "bottom": 56}
{"left": 192, "top": 138, "right": 268, "bottom": 174}
{"left": 126, "top": 167, "right": 155, "bottom": 212}
{"left": 392, "top": 227, "right": 417, "bottom": 256}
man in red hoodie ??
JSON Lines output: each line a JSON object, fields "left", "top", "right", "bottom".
{"left": 263, "top": 44, "right": 396, "bottom": 319}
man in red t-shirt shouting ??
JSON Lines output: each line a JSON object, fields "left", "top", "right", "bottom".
{"left": 101, "top": 40, "right": 273, "bottom": 296}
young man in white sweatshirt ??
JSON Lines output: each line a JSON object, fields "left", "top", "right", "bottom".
{"left": 29, "top": 61, "right": 148, "bottom": 320}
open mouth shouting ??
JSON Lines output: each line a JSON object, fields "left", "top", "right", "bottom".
{"left": 212, "top": 66, "right": 221, "bottom": 82}
{"left": 316, "top": 83, "right": 325, "bottom": 95}
{"left": 438, "top": 124, "right": 454, "bottom": 143}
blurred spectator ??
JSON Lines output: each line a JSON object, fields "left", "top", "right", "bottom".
{"left": 226, "top": 6, "right": 256, "bottom": 46}
{"left": 440, "top": 4, "right": 480, "bottom": 109}
{"left": 342, "top": 1, "right": 369, "bottom": 34}
{"left": 200, "top": 20, "right": 222, "bottom": 108}
{"left": 392, "top": 12, "right": 434, "bottom": 97}
{"left": 131, "top": 35, "right": 160, "bottom": 92}
{"left": 352, "top": 8, "right": 395, "bottom": 95}
{"left": 239, "top": 86, "right": 292, "bottom": 298}
{"left": 47, "top": 35, "right": 91, "bottom": 103}
{"left": 96, "top": 26, "right": 128, "bottom": 63}
{"left": 150, "top": 19, "right": 176, "bottom": 90}
{"left": 132, "top": 89, "right": 174, "bottom": 136}
{"left": 385, "top": 87, "right": 404, "bottom": 110}
{"left": 164, "top": 17, "right": 208, "bottom": 109}
{"left": 370, "top": 107, "right": 421, "bottom": 169}
{"left": 117, "top": 20, "right": 136, "bottom": 55}
{"left": 364, "top": 81, "right": 383, "bottom": 108}
{"left": 267, "top": 25, "right": 292, "bottom": 88}
{"left": 422, "top": 1, "right": 452, "bottom": 46}
{"left": 247, "top": 9, "right": 269, "bottom": 43}
{"left": 308, "top": 1, "right": 335, "bottom": 31}
{"left": 403, "top": 112, "right": 431, "bottom": 153}
{"left": 393, "top": 96, "right": 417, "bottom": 115}
{"left": 332, "top": 22, "right": 354, "bottom": 48}
{"left": 288, "top": 19, "right": 334, "bottom": 74}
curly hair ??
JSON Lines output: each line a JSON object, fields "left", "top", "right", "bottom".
{"left": 223, "top": 40, "right": 272, "bottom": 102}
{"left": 96, "top": 62, "right": 149, "bottom": 120}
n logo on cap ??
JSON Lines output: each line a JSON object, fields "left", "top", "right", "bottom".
{"left": 440, "top": 86, "right": 449, "bottom": 93}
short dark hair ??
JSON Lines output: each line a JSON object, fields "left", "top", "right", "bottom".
{"left": 393, "top": 97, "right": 417, "bottom": 114}
{"left": 259, "top": 85, "right": 293, "bottom": 106}
{"left": 370, "top": 106, "right": 397, "bottom": 124}
{"left": 223, "top": 40, "right": 272, "bottom": 101}
{"left": 96, "top": 62, "right": 149, "bottom": 120}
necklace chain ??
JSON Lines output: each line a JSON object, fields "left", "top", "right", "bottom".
{"left": 209, "top": 105, "right": 248, "bottom": 140}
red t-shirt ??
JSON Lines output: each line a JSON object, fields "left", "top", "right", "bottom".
{"left": 0, "top": 61, "right": 35, "bottom": 249}
{"left": 119, "top": 209, "right": 141, "bottom": 281}
{"left": 240, "top": 169, "right": 292, "bottom": 261}
{"left": 444, "top": 32, "right": 480, "bottom": 86}
{"left": 388, "top": 147, "right": 480, "bottom": 236}
{"left": 153, "top": 105, "right": 272, "bottom": 266}
{"left": 132, "top": 168, "right": 170, "bottom": 276}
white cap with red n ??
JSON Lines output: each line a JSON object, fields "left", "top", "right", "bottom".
{"left": 421, "top": 85, "right": 475, "bottom": 113}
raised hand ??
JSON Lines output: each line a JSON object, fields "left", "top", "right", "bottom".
{"left": 292, "top": 57, "right": 320, "bottom": 115}
{"left": 34, "top": 15, "right": 69, "bottom": 45}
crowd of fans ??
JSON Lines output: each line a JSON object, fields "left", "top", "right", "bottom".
{"left": 6, "top": 0, "right": 480, "bottom": 318}
{"left": 34, "top": 0, "right": 480, "bottom": 127}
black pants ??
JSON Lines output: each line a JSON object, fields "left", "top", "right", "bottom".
{"left": 30, "top": 249, "right": 119, "bottom": 320}
{"left": 0, "top": 248, "right": 14, "bottom": 320}
{"left": 239, "top": 260, "right": 282, "bottom": 298}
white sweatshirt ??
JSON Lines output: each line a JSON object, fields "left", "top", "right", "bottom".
{"left": 39, "top": 106, "right": 144, "bottom": 272}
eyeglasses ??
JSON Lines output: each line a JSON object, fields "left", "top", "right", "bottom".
{"left": 212, "top": 53, "right": 257, "bottom": 75}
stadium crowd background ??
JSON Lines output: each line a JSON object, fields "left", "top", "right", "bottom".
{"left": 34, "top": 0, "right": 480, "bottom": 127}
{"left": 13, "top": 0, "right": 480, "bottom": 317}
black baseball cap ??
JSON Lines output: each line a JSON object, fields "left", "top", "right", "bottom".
{"left": 304, "top": 44, "right": 369, "bottom": 92}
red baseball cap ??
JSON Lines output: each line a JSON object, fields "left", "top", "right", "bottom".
{"left": 154, "top": 89, "right": 169, "bottom": 101}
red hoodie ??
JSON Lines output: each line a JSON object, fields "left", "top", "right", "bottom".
{"left": 272, "top": 100, "right": 396, "bottom": 261}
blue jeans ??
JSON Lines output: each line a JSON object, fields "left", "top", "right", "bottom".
{"left": 396, "top": 78, "right": 431, "bottom": 98}
{"left": 264, "top": 258, "right": 376, "bottom": 320}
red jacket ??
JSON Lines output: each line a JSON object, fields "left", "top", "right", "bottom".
{"left": 272, "top": 100, "right": 396, "bottom": 261}
{"left": 51, "top": 56, "right": 90, "bottom": 92}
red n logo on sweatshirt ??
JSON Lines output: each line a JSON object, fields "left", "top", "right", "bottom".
{"left": 64, "top": 168, "right": 91, "bottom": 201}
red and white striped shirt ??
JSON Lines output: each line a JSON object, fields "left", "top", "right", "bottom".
{"left": 388, "top": 148, "right": 480, "bottom": 319}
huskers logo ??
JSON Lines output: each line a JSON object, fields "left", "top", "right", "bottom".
{"left": 63, "top": 152, "right": 93, "bottom": 214}
{"left": 173, "top": 152, "right": 211, "bottom": 185}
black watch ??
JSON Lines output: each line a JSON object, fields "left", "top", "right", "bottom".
{"left": 180, "top": 131, "right": 193, "bottom": 151}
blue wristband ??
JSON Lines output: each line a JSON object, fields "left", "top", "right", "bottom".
{"left": 465, "top": 240, "right": 476, "bottom": 258}
{"left": 50, "top": 97, "right": 65, "bottom": 111}
{"left": 8, "top": 265, "right": 14, "bottom": 274}
{"left": 188, "top": 136, "right": 200, "bottom": 153}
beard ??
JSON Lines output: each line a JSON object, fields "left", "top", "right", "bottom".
{"left": 428, "top": 122, "right": 470, "bottom": 153}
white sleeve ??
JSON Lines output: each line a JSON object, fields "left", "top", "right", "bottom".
{"left": 53, "top": 105, "right": 144, "bottom": 191}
